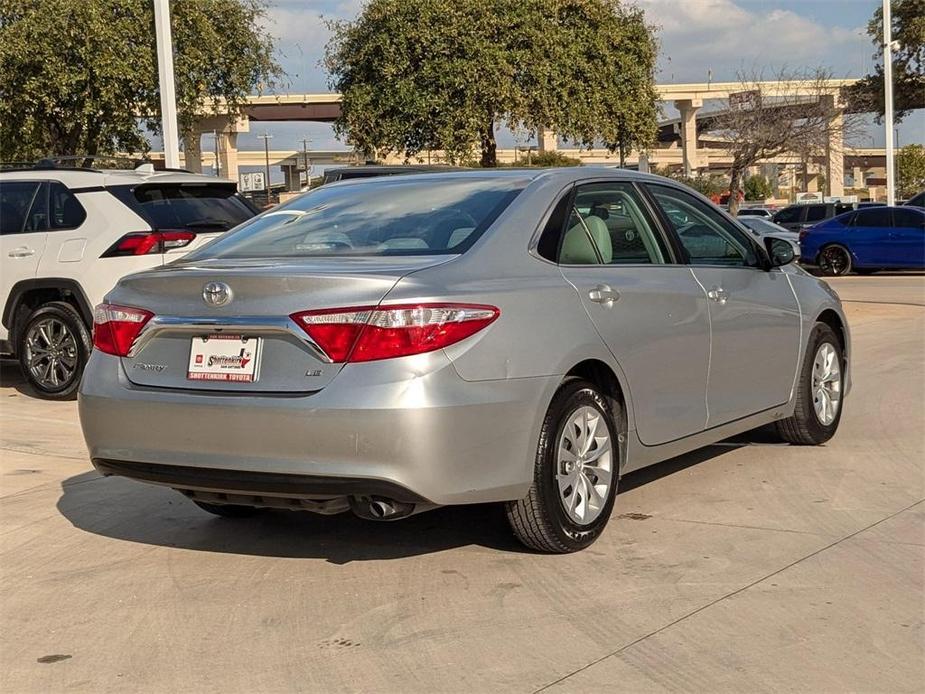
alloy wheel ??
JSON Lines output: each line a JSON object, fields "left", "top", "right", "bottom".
{"left": 555, "top": 405, "right": 613, "bottom": 525}
{"left": 811, "top": 342, "right": 842, "bottom": 426}
{"left": 819, "top": 246, "right": 850, "bottom": 276}
{"left": 23, "top": 318, "right": 79, "bottom": 390}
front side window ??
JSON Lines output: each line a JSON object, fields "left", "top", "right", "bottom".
{"left": 646, "top": 184, "right": 758, "bottom": 267}
{"left": 187, "top": 177, "right": 525, "bottom": 259}
{"left": 557, "top": 182, "right": 668, "bottom": 265}
{"left": 773, "top": 206, "right": 801, "bottom": 224}
{"left": 853, "top": 208, "right": 891, "bottom": 227}
{"left": 0, "top": 181, "right": 40, "bottom": 235}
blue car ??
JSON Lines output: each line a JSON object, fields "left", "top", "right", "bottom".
{"left": 800, "top": 206, "right": 925, "bottom": 276}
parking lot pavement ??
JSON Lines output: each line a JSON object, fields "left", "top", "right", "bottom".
{"left": 1, "top": 276, "right": 923, "bottom": 693}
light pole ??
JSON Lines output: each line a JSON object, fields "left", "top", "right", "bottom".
{"left": 883, "top": 0, "right": 896, "bottom": 205}
{"left": 153, "top": 0, "right": 180, "bottom": 168}
{"left": 258, "top": 132, "right": 273, "bottom": 201}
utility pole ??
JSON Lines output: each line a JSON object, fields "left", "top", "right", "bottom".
{"left": 258, "top": 132, "right": 273, "bottom": 202}
{"left": 883, "top": 0, "right": 896, "bottom": 205}
{"left": 153, "top": 0, "right": 180, "bottom": 168}
{"left": 301, "top": 138, "right": 311, "bottom": 188}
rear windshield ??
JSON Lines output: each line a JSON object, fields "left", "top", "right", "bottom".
{"left": 110, "top": 183, "right": 256, "bottom": 231}
{"left": 187, "top": 177, "right": 524, "bottom": 259}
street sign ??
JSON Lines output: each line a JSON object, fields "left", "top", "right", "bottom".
{"left": 239, "top": 171, "right": 266, "bottom": 192}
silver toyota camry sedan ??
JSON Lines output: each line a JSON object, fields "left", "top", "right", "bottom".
{"left": 79, "top": 169, "right": 850, "bottom": 553}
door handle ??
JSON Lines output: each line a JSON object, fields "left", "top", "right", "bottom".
{"left": 588, "top": 284, "right": 620, "bottom": 306}
{"left": 7, "top": 247, "right": 35, "bottom": 258}
{"left": 707, "top": 287, "right": 728, "bottom": 304}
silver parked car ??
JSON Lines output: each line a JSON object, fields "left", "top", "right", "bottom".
{"left": 79, "top": 169, "right": 850, "bottom": 553}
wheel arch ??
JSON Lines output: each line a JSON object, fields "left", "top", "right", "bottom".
{"left": 3, "top": 279, "right": 93, "bottom": 355}
{"left": 564, "top": 358, "right": 630, "bottom": 469}
{"left": 815, "top": 308, "right": 847, "bottom": 352}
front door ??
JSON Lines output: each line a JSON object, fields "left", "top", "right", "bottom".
{"left": 551, "top": 181, "right": 711, "bottom": 445}
{"left": 0, "top": 181, "right": 48, "bottom": 342}
{"left": 645, "top": 183, "right": 802, "bottom": 427}
{"left": 888, "top": 208, "right": 925, "bottom": 267}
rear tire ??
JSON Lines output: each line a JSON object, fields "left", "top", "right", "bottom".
{"left": 17, "top": 301, "right": 91, "bottom": 400}
{"left": 776, "top": 323, "right": 844, "bottom": 445}
{"left": 817, "top": 245, "right": 852, "bottom": 276}
{"left": 192, "top": 500, "right": 263, "bottom": 518}
{"left": 506, "top": 379, "right": 620, "bottom": 553}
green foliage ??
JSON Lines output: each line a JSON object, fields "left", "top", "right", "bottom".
{"left": 0, "top": 0, "right": 280, "bottom": 160}
{"left": 653, "top": 166, "right": 728, "bottom": 197}
{"left": 520, "top": 151, "right": 582, "bottom": 167}
{"left": 845, "top": 0, "right": 925, "bottom": 119}
{"left": 325, "top": 0, "right": 659, "bottom": 167}
{"left": 743, "top": 174, "right": 773, "bottom": 201}
{"left": 897, "top": 144, "right": 925, "bottom": 198}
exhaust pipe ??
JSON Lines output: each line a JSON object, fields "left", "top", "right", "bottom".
{"left": 349, "top": 495, "right": 416, "bottom": 521}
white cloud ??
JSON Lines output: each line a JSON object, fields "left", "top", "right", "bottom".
{"left": 636, "top": 0, "right": 870, "bottom": 83}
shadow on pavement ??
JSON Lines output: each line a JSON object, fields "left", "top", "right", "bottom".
{"left": 53, "top": 432, "right": 770, "bottom": 563}
{"left": 0, "top": 359, "right": 38, "bottom": 398}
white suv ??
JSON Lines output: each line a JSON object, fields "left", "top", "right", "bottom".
{"left": 1, "top": 163, "right": 257, "bottom": 399}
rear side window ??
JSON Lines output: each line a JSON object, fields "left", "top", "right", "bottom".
{"left": 853, "top": 208, "right": 891, "bottom": 227}
{"left": 112, "top": 183, "right": 255, "bottom": 231}
{"left": 892, "top": 208, "right": 924, "bottom": 229}
{"left": 49, "top": 181, "right": 86, "bottom": 229}
{"left": 186, "top": 177, "right": 525, "bottom": 259}
{"left": 805, "top": 205, "right": 827, "bottom": 222}
{"left": 834, "top": 203, "right": 854, "bottom": 215}
{"left": 0, "top": 181, "right": 40, "bottom": 234}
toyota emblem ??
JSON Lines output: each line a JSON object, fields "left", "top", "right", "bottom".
{"left": 202, "top": 281, "right": 233, "bottom": 307}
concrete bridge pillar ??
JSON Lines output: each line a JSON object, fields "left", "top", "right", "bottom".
{"left": 674, "top": 99, "right": 702, "bottom": 177}
{"left": 191, "top": 116, "right": 249, "bottom": 184}
{"left": 182, "top": 132, "right": 203, "bottom": 173}
{"left": 282, "top": 164, "right": 301, "bottom": 191}
{"left": 822, "top": 95, "right": 845, "bottom": 197}
{"left": 537, "top": 127, "right": 558, "bottom": 153}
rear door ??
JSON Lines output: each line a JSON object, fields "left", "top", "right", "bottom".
{"left": 552, "top": 181, "right": 711, "bottom": 445}
{"left": 645, "top": 183, "right": 801, "bottom": 427}
{"left": 1, "top": 181, "right": 48, "bottom": 340}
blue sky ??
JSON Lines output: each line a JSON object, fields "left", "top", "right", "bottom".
{"left": 222, "top": 0, "right": 923, "bottom": 158}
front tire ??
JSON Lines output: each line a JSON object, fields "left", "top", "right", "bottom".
{"left": 17, "top": 301, "right": 91, "bottom": 400}
{"left": 506, "top": 379, "right": 620, "bottom": 553}
{"left": 776, "top": 323, "right": 844, "bottom": 445}
{"left": 817, "top": 245, "right": 852, "bottom": 276}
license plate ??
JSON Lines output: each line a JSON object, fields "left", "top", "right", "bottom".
{"left": 187, "top": 335, "right": 262, "bottom": 382}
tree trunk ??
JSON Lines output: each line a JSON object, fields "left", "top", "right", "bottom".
{"left": 479, "top": 117, "right": 497, "bottom": 168}
{"left": 727, "top": 166, "right": 743, "bottom": 215}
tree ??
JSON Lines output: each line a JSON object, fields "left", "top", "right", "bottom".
{"left": 325, "top": 0, "right": 658, "bottom": 167}
{"left": 897, "top": 144, "right": 925, "bottom": 198}
{"left": 0, "top": 0, "right": 280, "bottom": 161}
{"left": 744, "top": 174, "right": 773, "bottom": 201}
{"left": 707, "top": 69, "right": 861, "bottom": 215}
{"left": 844, "top": 0, "right": 924, "bottom": 120}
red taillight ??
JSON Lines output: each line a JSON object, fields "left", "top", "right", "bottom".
{"left": 291, "top": 303, "right": 500, "bottom": 363}
{"left": 102, "top": 230, "right": 196, "bottom": 257}
{"left": 92, "top": 304, "right": 153, "bottom": 356}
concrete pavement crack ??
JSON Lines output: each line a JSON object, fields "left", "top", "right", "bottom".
{"left": 532, "top": 497, "right": 925, "bottom": 693}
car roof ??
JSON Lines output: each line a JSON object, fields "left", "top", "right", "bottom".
{"left": 323, "top": 166, "right": 675, "bottom": 189}
{"left": 0, "top": 166, "right": 234, "bottom": 188}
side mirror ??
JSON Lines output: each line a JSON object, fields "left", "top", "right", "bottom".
{"left": 764, "top": 236, "right": 795, "bottom": 267}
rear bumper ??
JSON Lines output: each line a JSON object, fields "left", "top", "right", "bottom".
{"left": 79, "top": 351, "right": 557, "bottom": 506}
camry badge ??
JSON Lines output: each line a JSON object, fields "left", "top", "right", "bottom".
{"left": 202, "top": 281, "right": 233, "bottom": 308}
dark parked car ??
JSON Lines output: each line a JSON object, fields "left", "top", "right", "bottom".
{"left": 904, "top": 191, "right": 925, "bottom": 208}
{"left": 800, "top": 206, "right": 925, "bottom": 276}
{"left": 772, "top": 202, "right": 855, "bottom": 231}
